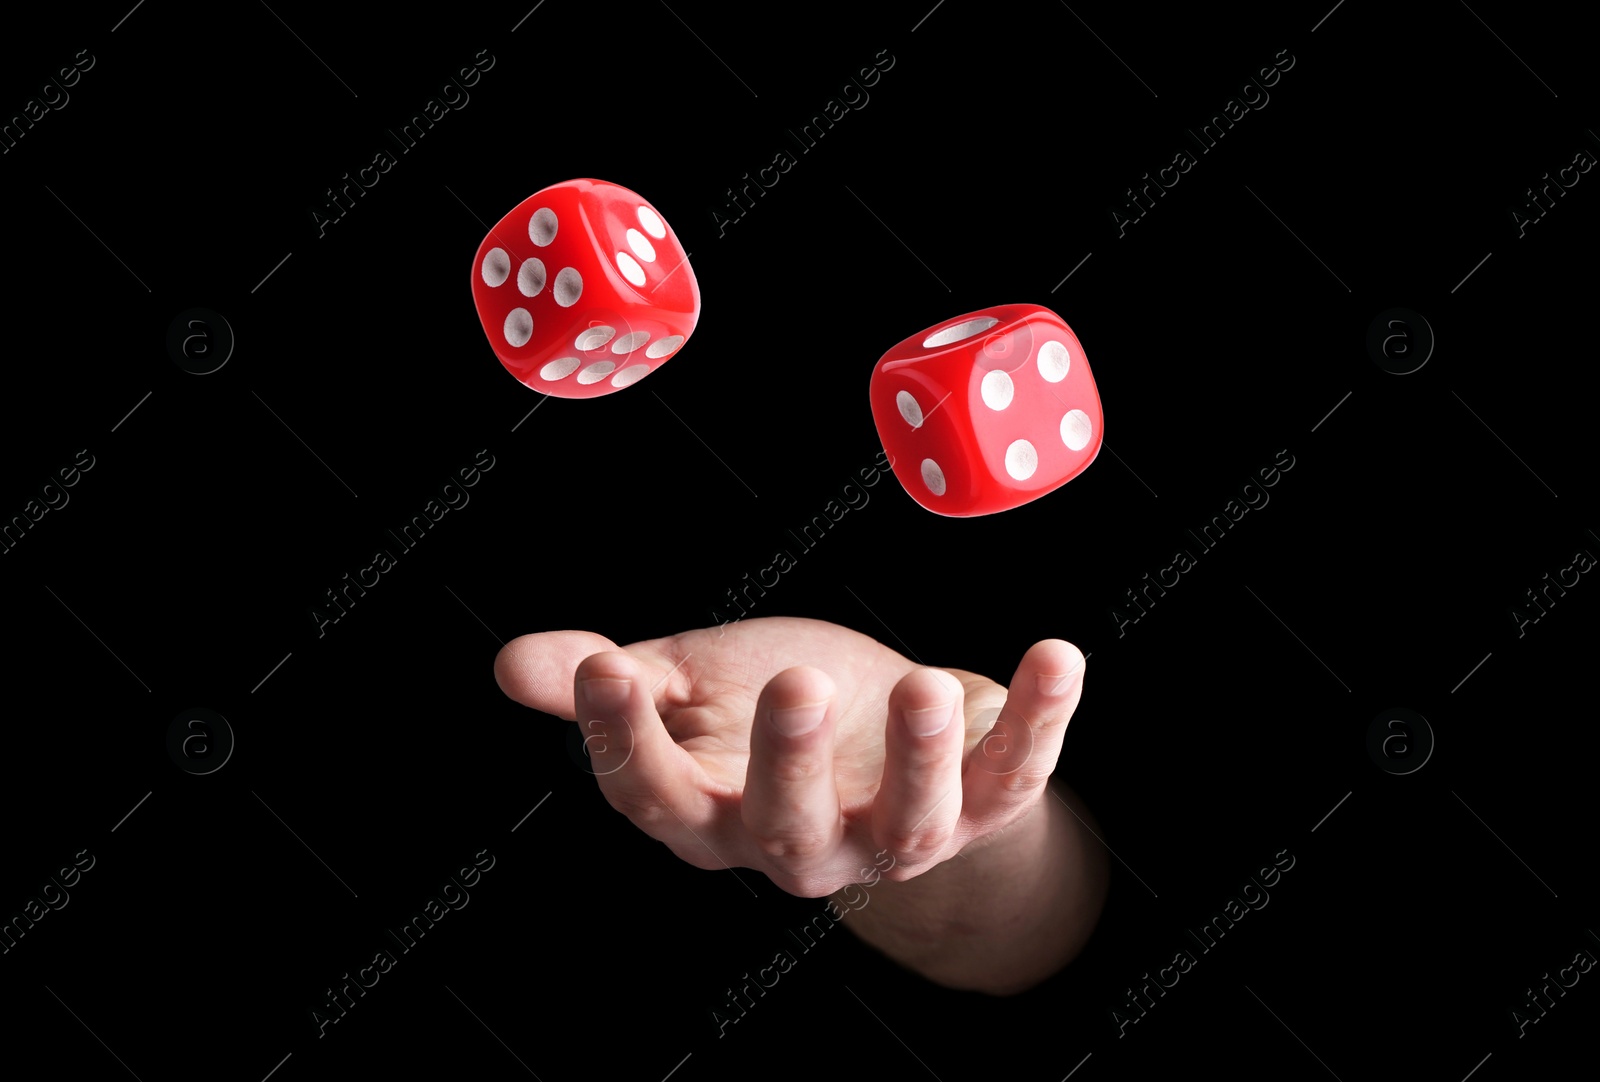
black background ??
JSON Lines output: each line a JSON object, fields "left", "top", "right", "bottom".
{"left": 2, "top": 1, "right": 1596, "bottom": 1079}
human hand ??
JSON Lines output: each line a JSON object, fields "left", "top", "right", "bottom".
{"left": 493, "top": 616, "right": 1086, "bottom": 898}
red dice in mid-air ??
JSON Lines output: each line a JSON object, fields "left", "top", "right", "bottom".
{"left": 869, "top": 304, "right": 1103, "bottom": 516}
{"left": 471, "top": 178, "right": 699, "bottom": 398}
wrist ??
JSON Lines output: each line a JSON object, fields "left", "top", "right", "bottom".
{"left": 832, "top": 783, "right": 1108, "bottom": 994}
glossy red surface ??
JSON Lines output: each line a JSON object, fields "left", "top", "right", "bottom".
{"left": 471, "top": 178, "right": 700, "bottom": 399}
{"left": 869, "top": 304, "right": 1104, "bottom": 516}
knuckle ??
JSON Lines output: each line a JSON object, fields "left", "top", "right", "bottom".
{"left": 769, "top": 755, "right": 829, "bottom": 785}
{"left": 752, "top": 827, "right": 833, "bottom": 865}
{"left": 999, "top": 766, "right": 1052, "bottom": 795}
{"left": 880, "top": 828, "right": 946, "bottom": 863}
{"left": 604, "top": 787, "right": 669, "bottom": 826}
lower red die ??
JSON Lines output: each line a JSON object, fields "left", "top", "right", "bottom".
{"left": 869, "top": 304, "right": 1103, "bottom": 516}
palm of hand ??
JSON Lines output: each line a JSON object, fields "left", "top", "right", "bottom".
{"left": 495, "top": 616, "right": 1084, "bottom": 897}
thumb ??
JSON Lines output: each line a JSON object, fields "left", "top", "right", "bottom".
{"left": 494, "top": 630, "right": 623, "bottom": 720}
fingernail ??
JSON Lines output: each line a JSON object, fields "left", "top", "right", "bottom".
{"left": 770, "top": 703, "right": 827, "bottom": 737}
{"left": 582, "top": 677, "right": 631, "bottom": 711}
{"left": 904, "top": 699, "right": 955, "bottom": 737}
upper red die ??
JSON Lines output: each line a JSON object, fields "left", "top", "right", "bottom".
{"left": 470, "top": 178, "right": 699, "bottom": 398}
{"left": 869, "top": 304, "right": 1104, "bottom": 516}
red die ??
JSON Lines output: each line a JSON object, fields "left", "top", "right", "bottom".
{"left": 869, "top": 304, "right": 1103, "bottom": 516}
{"left": 470, "top": 178, "right": 699, "bottom": 398}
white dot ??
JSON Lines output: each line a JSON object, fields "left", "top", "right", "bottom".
{"left": 517, "top": 258, "right": 546, "bottom": 297}
{"left": 577, "top": 361, "right": 616, "bottom": 384}
{"left": 616, "top": 251, "right": 646, "bottom": 286}
{"left": 923, "top": 317, "right": 999, "bottom": 348}
{"left": 646, "top": 335, "right": 684, "bottom": 359}
{"left": 1061, "top": 409, "right": 1093, "bottom": 451}
{"left": 481, "top": 248, "right": 510, "bottom": 287}
{"left": 612, "top": 331, "right": 650, "bottom": 354}
{"left": 1005, "top": 439, "right": 1038, "bottom": 480}
{"left": 921, "top": 458, "right": 946, "bottom": 496}
{"left": 1037, "top": 341, "right": 1071, "bottom": 382}
{"left": 612, "top": 363, "right": 651, "bottom": 388}
{"left": 981, "top": 370, "right": 1014, "bottom": 411}
{"left": 637, "top": 205, "right": 666, "bottom": 239}
{"left": 575, "top": 326, "right": 616, "bottom": 351}
{"left": 626, "top": 228, "right": 656, "bottom": 263}
{"left": 540, "top": 356, "right": 581, "bottom": 380}
{"left": 553, "top": 267, "right": 582, "bottom": 307}
{"left": 896, "top": 390, "right": 924, "bottom": 428}
{"left": 529, "top": 208, "right": 558, "bottom": 246}
{"left": 504, "top": 308, "right": 532, "bottom": 348}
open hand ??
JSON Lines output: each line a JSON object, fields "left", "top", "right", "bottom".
{"left": 494, "top": 616, "right": 1086, "bottom": 899}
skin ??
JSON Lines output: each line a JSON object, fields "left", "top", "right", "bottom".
{"left": 493, "top": 616, "right": 1109, "bottom": 995}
